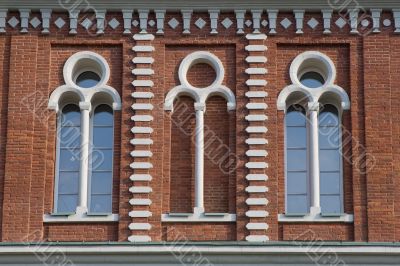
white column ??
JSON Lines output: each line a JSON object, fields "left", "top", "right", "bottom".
{"left": 308, "top": 102, "right": 321, "bottom": 214}
{"left": 78, "top": 101, "right": 91, "bottom": 214}
{"left": 194, "top": 102, "right": 205, "bottom": 214}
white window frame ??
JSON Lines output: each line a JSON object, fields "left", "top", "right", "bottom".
{"left": 162, "top": 51, "right": 236, "bottom": 222}
{"left": 45, "top": 51, "right": 121, "bottom": 223}
{"left": 278, "top": 51, "right": 353, "bottom": 223}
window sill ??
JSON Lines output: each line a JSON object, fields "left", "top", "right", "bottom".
{"left": 162, "top": 212, "right": 236, "bottom": 222}
{"left": 43, "top": 213, "right": 119, "bottom": 223}
{"left": 278, "top": 213, "right": 353, "bottom": 223}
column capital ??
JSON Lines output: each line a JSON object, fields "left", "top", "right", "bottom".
{"left": 194, "top": 102, "right": 206, "bottom": 111}
{"left": 308, "top": 101, "right": 320, "bottom": 111}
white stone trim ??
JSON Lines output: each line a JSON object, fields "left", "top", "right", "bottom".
{"left": 122, "top": 9, "right": 133, "bottom": 34}
{"left": 208, "top": 9, "right": 219, "bottom": 34}
{"left": 130, "top": 162, "right": 153, "bottom": 169}
{"left": 246, "top": 198, "right": 268, "bottom": 205}
{"left": 393, "top": 9, "right": 400, "bottom": 33}
{"left": 155, "top": 10, "right": 166, "bottom": 35}
{"left": 246, "top": 79, "right": 267, "bottom": 86}
{"left": 246, "top": 222, "right": 269, "bottom": 230}
{"left": 251, "top": 10, "right": 262, "bottom": 33}
{"left": 130, "top": 139, "right": 154, "bottom": 145}
{"left": 131, "top": 115, "right": 154, "bottom": 122}
{"left": 40, "top": 9, "right": 51, "bottom": 34}
{"left": 371, "top": 9, "right": 382, "bottom": 33}
{"left": 246, "top": 103, "right": 267, "bottom": 110}
{"left": 132, "top": 45, "right": 155, "bottom": 52}
{"left": 132, "top": 68, "right": 154, "bottom": 75}
{"left": 138, "top": 9, "right": 149, "bottom": 33}
{"left": 245, "top": 33, "right": 267, "bottom": 40}
{"left": 131, "top": 127, "right": 153, "bottom": 134}
{"left": 181, "top": 9, "right": 192, "bottom": 34}
{"left": 235, "top": 9, "right": 245, "bottom": 34}
{"left": 130, "top": 174, "right": 153, "bottom": 181}
{"left": 132, "top": 92, "right": 154, "bottom": 98}
{"left": 132, "top": 56, "right": 154, "bottom": 64}
{"left": 131, "top": 103, "right": 154, "bottom": 110}
{"left": 349, "top": 9, "right": 359, "bottom": 34}
{"left": 245, "top": 45, "right": 267, "bottom": 52}
{"left": 43, "top": 213, "right": 119, "bottom": 223}
{"left": 129, "top": 223, "right": 152, "bottom": 230}
{"left": 130, "top": 150, "right": 153, "bottom": 157}
{"left": 246, "top": 174, "right": 268, "bottom": 181}
{"left": 278, "top": 213, "right": 354, "bottom": 223}
{"left": 245, "top": 186, "right": 269, "bottom": 193}
{"left": 129, "top": 210, "right": 152, "bottom": 218}
{"left": 162, "top": 213, "right": 236, "bottom": 222}
{"left": 129, "top": 198, "right": 152, "bottom": 206}
{"left": 267, "top": 9, "right": 278, "bottom": 34}
{"left": 246, "top": 150, "right": 268, "bottom": 157}
{"left": 245, "top": 114, "right": 268, "bottom": 121}
{"left": 246, "top": 210, "right": 269, "bottom": 218}
{"left": 132, "top": 80, "right": 154, "bottom": 87}
{"left": 129, "top": 186, "right": 153, "bottom": 193}
{"left": 322, "top": 9, "right": 332, "bottom": 34}
{"left": 246, "top": 56, "right": 267, "bottom": 63}
{"left": 0, "top": 9, "right": 6, "bottom": 33}
{"left": 133, "top": 33, "right": 155, "bottom": 40}
{"left": 245, "top": 138, "right": 268, "bottom": 145}
{"left": 245, "top": 68, "right": 268, "bottom": 75}
{"left": 246, "top": 235, "right": 269, "bottom": 242}
{"left": 128, "top": 235, "right": 151, "bottom": 242}
{"left": 293, "top": 9, "right": 304, "bottom": 34}
{"left": 19, "top": 9, "right": 30, "bottom": 33}
{"left": 246, "top": 126, "right": 268, "bottom": 133}
{"left": 245, "top": 162, "right": 268, "bottom": 169}
{"left": 68, "top": 10, "right": 79, "bottom": 34}
{"left": 95, "top": 9, "right": 106, "bottom": 35}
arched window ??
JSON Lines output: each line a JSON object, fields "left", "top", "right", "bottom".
{"left": 319, "top": 104, "right": 342, "bottom": 214}
{"left": 285, "top": 105, "right": 309, "bottom": 214}
{"left": 277, "top": 51, "right": 352, "bottom": 222}
{"left": 47, "top": 51, "right": 121, "bottom": 222}
{"left": 56, "top": 104, "right": 81, "bottom": 213}
{"left": 89, "top": 104, "right": 114, "bottom": 213}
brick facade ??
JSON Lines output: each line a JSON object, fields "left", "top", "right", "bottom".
{"left": 0, "top": 9, "right": 398, "bottom": 244}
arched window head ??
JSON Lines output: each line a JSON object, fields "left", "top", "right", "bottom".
{"left": 285, "top": 105, "right": 309, "bottom": 214}
{"left": 56, "top": 104, "right": 81, "bottom": 213}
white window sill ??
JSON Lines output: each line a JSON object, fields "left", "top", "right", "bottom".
{"left": 278, "top": 213, "right": 354, "bottom": 223}
{"left": 43, "top": 213, "right": 119, "bottom": 223}
{"left": 162, "top": 212, "right": 236, "bottom": 222}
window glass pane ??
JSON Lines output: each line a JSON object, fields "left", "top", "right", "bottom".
{"left": 319, "top": 149, "right": 340, "bottom": 172}
{"left": 91, "top": 172, "right": 113, "bottom": 194}
{"left": 287, "top": 149, "right": 307, "bottom": 171}
{"left": 321, "top": 195, "right": 341, "bottom": 214}
{"left": 286, "top": 105, "right": 306, "bottom": 126}
{"left": 59, "top": 149, "right": 80, "bottom": 171}
{"left": 287, "top": 195, "right": 308, "bottom": 214}
{"left": 61, "top": 104, "right": 81, "bottom": 126}
{"left": 57, "top": 195, "right": 78, "bottom": 213}
{"left": 58, "top": 172, "right": 79, "bottom": 194}
{"left": 90, "top": 195, "right": 112, "bottom": 213}
{"left": 60, "top": 127, "right": 81, "bottom": 148}
{"left": 320, "top": 172, "right": 341, "bottom": 194}
{"left": 93, "top": 105, "right": 113, "bottom": 126}
{"left": 91, "top": 149, "right": 113, "bottom": 171}
{"left": 76, "top": 71, "right": 100, "bottom": 88}
{"left": 93, "top": 127, "right": 113, "bottom": 148}
{"left": 319, "top": 105, "right": 339, "bottom": 126}
{"left": 319, "top": 127, "right": 339, "bottom": 149}
{"left": 287, "top": 172, "right": 307, "bottom": 194}
{"left": 287, "top": 127, "right": 307, "bottom": 148}
{"left": 300, "top": 72, "right": 325, "bottom": 88}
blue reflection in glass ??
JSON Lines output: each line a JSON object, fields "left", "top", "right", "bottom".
{"left": 300, "top": 72, "right": 325, "bottom": 88}
{"left": 90, "top": 104, "right": 113, "bottom": 213}
{"left": 57, "top": 104, "right": 81, "bottom": 213}
{"left": 76, "top": 71, "right": 100, "bottom": 88}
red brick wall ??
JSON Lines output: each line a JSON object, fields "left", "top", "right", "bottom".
{"left": 0, "top": 10, "right": 398, "bottom": 242}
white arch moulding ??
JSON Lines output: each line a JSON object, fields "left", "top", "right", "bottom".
{"left": 163, "top": 51, "right": 236, "bottom": 222}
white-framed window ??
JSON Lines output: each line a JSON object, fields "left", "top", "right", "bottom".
{"left": 46, "top": 51, "right": 121, "bottom": 222}
{"left": 278, "top": 51, "right": 353, "bottom": 222}
{"left": 163, "top": 51, "right": 236, "bottom": 222}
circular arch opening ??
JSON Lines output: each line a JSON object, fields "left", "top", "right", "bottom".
{"left": 290, "top": 51, "right": 336, "bottom": 89}
{"left": 178, "top": 51, "right": 225, "bottom": 90}
{"left": 63, "top": 51, "right": 110, "bottom": 89}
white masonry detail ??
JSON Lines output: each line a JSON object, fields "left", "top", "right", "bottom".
{"left": 129, "top": 33, "right": 155, "bottom": 243}
{"left": 244, "top": 33, "right": 269, "bottom": 242}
